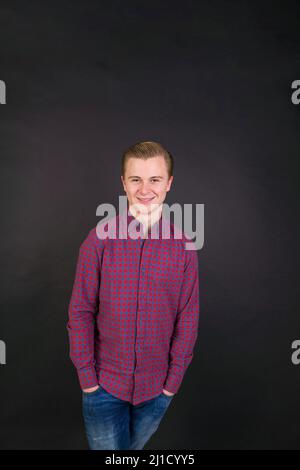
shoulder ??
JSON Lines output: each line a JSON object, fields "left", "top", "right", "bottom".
{"left": 167, "top": 219, "right": 199, "bottom": 267}
{"left": 80, "top": 224, "right": 106, "bottom": 253}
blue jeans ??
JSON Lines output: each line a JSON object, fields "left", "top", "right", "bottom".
{"left": 82, "top": 384, "right": 174, "bottom": 450}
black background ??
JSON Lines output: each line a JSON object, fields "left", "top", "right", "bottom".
{"left": 0, "top": 0, "right": 299, "bottom": 449}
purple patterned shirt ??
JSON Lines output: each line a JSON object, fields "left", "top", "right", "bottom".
{"left": 67, "top": 208, "right": 200, "bottom": 405}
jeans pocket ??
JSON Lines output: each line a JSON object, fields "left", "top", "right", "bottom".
{"left": 82, "top": 385, "right": 102, "bottom": 397}
{"left": 160, "top": 391, "right": 174, "bottom": 401}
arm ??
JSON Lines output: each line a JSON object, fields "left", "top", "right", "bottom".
{"left": 66, "top": 228, "right": 103, "bottom": 390}
{"left": 163, "top": 243, "right": 200, "bottom": 395}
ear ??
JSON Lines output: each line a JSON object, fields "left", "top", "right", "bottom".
{"left": 121, "top": 175, "right": 126, "bottom": 189}
{"left": 166, "top": 175, "right": 174, "bottom": 192}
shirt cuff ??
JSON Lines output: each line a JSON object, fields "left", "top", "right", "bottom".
{"left": 77, "top": 366, "right": 99, "bottom": 390}
{"left": 163, "top": 369, "right": 183, "bottom": 395}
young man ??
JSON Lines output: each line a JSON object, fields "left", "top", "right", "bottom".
{"left": 67, "top": 141, "right": 200, "bottom": 450}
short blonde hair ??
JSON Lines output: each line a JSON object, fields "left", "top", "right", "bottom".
{"left": 121, "top": 141, "right": 174, "bottom": 178}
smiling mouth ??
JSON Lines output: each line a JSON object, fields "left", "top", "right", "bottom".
{"left": 137, "top": 197, "right": 155, "bottom": 203}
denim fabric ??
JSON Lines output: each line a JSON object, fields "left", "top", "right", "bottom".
{"left": 82, "top": 384, "right": 174, "bottom": 450}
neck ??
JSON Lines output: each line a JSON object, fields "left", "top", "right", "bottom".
{"left": 128, "top": 203, "right": 162, "bottom": 236}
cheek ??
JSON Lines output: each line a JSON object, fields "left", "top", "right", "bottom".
{"left": 126, "top": 186, "right": 136, "bottom": 195}
{"left": 157, "top": 187, "right": 167, "bottom": 196}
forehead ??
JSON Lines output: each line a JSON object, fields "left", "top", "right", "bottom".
{"left": 125, "top": 155, "right": 168, "bottom": 176}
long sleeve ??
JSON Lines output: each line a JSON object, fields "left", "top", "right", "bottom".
{"left": 67, "top": 228, "right": 103, "bottom": 390}
{"left": 163, "top": 244, "right": 200, "bottom": 394}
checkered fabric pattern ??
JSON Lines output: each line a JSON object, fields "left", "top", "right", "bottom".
{"left": 67, "top": 208, "right": 200, "bottom": 405}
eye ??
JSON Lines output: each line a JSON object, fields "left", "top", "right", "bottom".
{"left": 151, "top": 179, "right": 160, "bottom": 183}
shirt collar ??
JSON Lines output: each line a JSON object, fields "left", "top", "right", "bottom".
{"left": 118, "top": 205, "right": 165, "bottom": 240}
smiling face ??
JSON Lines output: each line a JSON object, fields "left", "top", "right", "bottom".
{"left": 121, "top": 155, "right": 173, "bottom": 215}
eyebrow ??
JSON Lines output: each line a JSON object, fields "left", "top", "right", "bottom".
{"left": 128, "top": 176, "right": 163, "bottom": 179}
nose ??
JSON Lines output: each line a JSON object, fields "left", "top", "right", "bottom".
{"left": 139, "top": 182, "right": 152, "bottom": 195}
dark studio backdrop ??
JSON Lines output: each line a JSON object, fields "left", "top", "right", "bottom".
{"left": 0, "top": 0, "right": 299, "bottom": 450}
